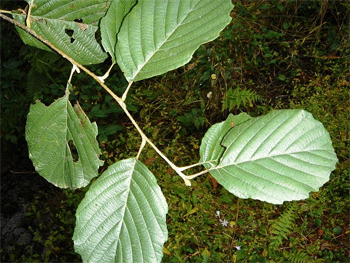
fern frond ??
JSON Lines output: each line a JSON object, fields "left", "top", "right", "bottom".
{"left": 24, "top": 49, "right": 62, "bottom": 74}
{"left": 26, "top": 68, "right": 46, "bottom": 95}
{"left": 284, "top": 250, "right": 314, "bottom": 263}
{"left": 177, "top": 108, "right": 205, "bottom": 129}
{"left": 269, "top": 202, "right": 299, "bottom": 251}
{"left": 222, "top": 87, "right": 260, "bottom": 111}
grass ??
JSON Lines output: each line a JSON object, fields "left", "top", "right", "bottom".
{"left": 1, "top": 0, "right": 349, "bottom": 262}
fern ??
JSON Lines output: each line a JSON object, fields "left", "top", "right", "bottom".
{"left": 25, "top": 49, "right": 70, "bottom": 100}
{"left": 222, "top": 87, "right": 260, "bottom": 111}
{"left": 26, "top": 68, "right": 47, "bottom": 99}
{"left": 24, "top": 49, "right": 67, "bottom": 74}
{"left": 177, "top": 108, "right": 206, "bottom": 129}
{"left": 284, "top": 250, "right": 314, "bottom": 263}
{"left": 268, "top": 204, "right": 319, "bottom": 262}
{"left": 269, "top": 202, "right": 299, "bottom": 251}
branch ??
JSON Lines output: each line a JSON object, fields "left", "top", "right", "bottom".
{"left": 0, "top": 11, "right": 193, "bottom": 185}
{"left": 0, "top": 13, "right": 121, "bottom": 102}
{"left": 26, "top": 0, "right": 35, "bottom": 28}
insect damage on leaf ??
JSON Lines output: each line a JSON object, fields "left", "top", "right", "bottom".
{"left": 74, "top": 102, "right": 88, "bottom": 128}
{"left": 76, "top": 22, "right": 88, "bottom": 31}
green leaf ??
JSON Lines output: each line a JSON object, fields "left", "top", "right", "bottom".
{"left": 199, "top": 112, "right": 252, "bottom": 168}
{"left": 201, "top": 110, "right": 338, "bottom": 204}
{"left": 25, "top": 90, "right": 103, "bottom": 189}
{"left": 116, "top": 0, "right": 233, "bottom": 82}
{"left": 100, "top": 0, "right": 137, "bottom": 62}
{"left": 13, "top": 0, "right": 110, "bottom": 65}
{"left": 73, "top": 158, "right": 168, "bottom": 263}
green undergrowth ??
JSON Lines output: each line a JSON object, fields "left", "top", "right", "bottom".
{"left": 93, "top": 1, "right": 350, "bottom": 261}
{"left": 1, "top": 0, "right": 349, "bottom": 262}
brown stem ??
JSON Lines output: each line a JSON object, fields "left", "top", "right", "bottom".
{"left": 0, "top": 11, "right": 194, "bottom": 185}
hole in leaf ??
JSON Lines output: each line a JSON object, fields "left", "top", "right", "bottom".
{"left": 68, "top": 140, "right": 79, "bottom": 162}
{"left": 65, "top": 29, "right": 74, "bottom": 37}
{"left": 65, "top": 29, "right": 75, "bottom": 43}
{"left": 74, "top": 18, "right": 83, "bottom": 23}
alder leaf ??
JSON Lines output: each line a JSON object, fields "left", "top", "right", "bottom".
{"left": 25, "top": 89, "right": 103, "bottom": 189}
{"left": 199, "top": 112, "right": 252, "bottom": 169}
{"left": 73, "top": 158, "right": 168, "bottom": 263}
{"left": 100, "top": 0, "right": 137, "bottom": 62}
{"left": 13, "top": 0, "right": 111, "bottom": 65}
{"left": 115, "top": 0, "right": 233, "bottom": 82}
{"left": 200, "top": 110, "right": 338, "bottom": 204}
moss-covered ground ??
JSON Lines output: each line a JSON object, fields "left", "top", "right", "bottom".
{"left": 1, "top": 1, "right": 349, "bottom": 262}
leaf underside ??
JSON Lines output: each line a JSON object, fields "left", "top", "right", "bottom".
{"left": 200, "top": 112, "right": 253, "bottom": 168}
{"left": 200, "top": 110, "right": 338, "bottom": 204}
{"left": 13, "top": 0, "right": 110, "bottom": 65}
{"left": 73, "top": 158, "right": 168, "bottom": 263}
{"left": 115, "top": 0, "right": 233, "bottom": 82}
{"left": 100, "top": 0, "right": 137, "bottom": 62}
{"left": 25, "top": 90, "right": 103, "bottom": 189}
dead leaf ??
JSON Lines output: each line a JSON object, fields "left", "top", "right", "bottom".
{"left": 209, "top": 175, "right": 218, "bottom": 191}
{"left": 318, "top": 229, "right": 325, "bottom": 236}
{"left": 76, "top": 22, "right": 88, "bottom": 31}
{"left": 321, "top": 241, "right": 331, "bottom": 250}
{"left": 144, "top": 156, "right": 156, "bottom": 165}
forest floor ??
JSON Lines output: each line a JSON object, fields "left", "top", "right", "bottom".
{"left": 0, "top": 156, "right": 77, "bottom": 262}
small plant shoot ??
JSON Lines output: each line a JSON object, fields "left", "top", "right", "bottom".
{"left": 0, "top": 0, "right": 338, "bottom": 262}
